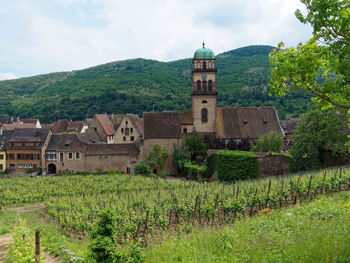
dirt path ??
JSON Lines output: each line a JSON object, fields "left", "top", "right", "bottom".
{"left": 1, "top": 204, "right": 62, "bottom": 262}
{"left": 7, "top": 204, "right": 46, "bottom": 213}
{"left": 0, "top": 234, "right": 13, "bottom": 262}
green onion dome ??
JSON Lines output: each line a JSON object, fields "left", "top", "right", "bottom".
{"left": 194, "top": 43, "right": 215, "bottom": 59}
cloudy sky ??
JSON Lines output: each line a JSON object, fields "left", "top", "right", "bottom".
{"left": 0, "top": 0, "right": 312, "bottom": 80}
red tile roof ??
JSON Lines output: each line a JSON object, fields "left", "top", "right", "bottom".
{"left": 1, "top": 123, "right": 37, "bottom": 130}
{"left": 95, "top": 114, "right": 115, "bottom": 136}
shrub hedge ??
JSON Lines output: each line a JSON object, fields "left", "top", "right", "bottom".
{"left": 216, "top": 150, "right": 259, "bottom": 181}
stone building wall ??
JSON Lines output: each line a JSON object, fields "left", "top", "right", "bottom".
{"left": 256, "top": 153, "right": 291, "bottom": 178}
{"left": 192, "top": 95, "right": 217, "bottom": 133}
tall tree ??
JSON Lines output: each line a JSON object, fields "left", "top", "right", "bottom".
{"left": 269, "top": 0, "right": 350, "bottom": 113}
{"left": 290, "top": 107, "right": 348, "bottom": 172}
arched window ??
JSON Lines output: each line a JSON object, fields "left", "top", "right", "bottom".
{"left": 208, "top": 80, "right": 213, "bottom": 91}
{"left": 203, "top": 61, "right": 206, "bottom": 69}
{"left": 203, "top": 80, "right": 207, "bottom": 91}
{"left": 196, "top": 80, "right": 201, "bottom": 91}
{"left": 202, "top": 100, "right": 207, "bottom": 104}
{"left": 202, "top": 108, "right": 208, "bottom": 123}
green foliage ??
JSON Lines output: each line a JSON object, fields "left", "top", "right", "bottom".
{"left": 183, "top": 136, "right": 207, "bottom": 160}
{"left": 202, "top": 153, "right": 217, "bottom": 179}
{"left": 216, "top": 150, "right": 259, "bottom": 181}
{"left": 183, "top": 162, "right": 207, "bottom": 180}
{"left": 251, "top": 131, "right": 284, "bottom": 153}
{"left": 8, "top": 218, "right": 44, "bottom": 262}
{"left": 290, "top": 107, "right": 348, "bottom": 172}
{"left": 144, "top": 191, "right": 350, "bottom": 263}
{"left": 0, "top": 46, "right": 312, "bottom": 123}
{"left": 146, "top": 144, "right": 169, "bottom": 174}
{"left": 134, "top": 161, "right": 151, "bottom": 176}
{"left": 158, "top": 170, "right": 169, "bottom": 179}
{"left": 269, "top": 0, "right": 350, "bottom": 142}
{"left": 25, "top": 168, "right": 33, "bottom": 174}
{"left": 172, "top": 144, "right": 191, "bottom": 173}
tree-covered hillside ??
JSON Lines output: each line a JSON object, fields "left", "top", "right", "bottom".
{"left": 0, "top": 45, "right": 311, "bottom": 123}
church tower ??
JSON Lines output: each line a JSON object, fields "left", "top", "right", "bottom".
{"left": 192, "top": 43, "right": 217, "bottom": 134}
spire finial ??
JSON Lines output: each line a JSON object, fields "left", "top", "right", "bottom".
{"left": 202, "top": 41, "right": 205, "bottom": 48}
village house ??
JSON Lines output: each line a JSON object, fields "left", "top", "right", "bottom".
{"left": 5, "top": 128, "right": 51, "bottom": 173}
{"left": 143, "top": 111, "right": 182, "bottom": 173}
{"left": 45, "top": 132, "right": 140, "bottom": 174}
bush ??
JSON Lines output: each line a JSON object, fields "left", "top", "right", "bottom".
{"left": 134, "top": 162, "right": 151, "bottom": 176}
{"left": 184, "top": 136, "right": 207, "bottom": 160}
{"left": 202, "top": 153, "right": 218, "bottom": 179}
{"left": 251, "top": 131, "right": 284, "bottom": 153}
{"left": 172, "top": 144, "right": 191, "bottom": 173}
{"left": 184, "top": 162, "right": 207, "bottom": 181}
{"left": 216, "top": 150, "right": 259, "bottom": 181}
{"left": 158, "top": 170, "right": 169, "bottom": 179}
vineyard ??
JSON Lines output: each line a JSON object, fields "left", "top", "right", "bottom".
{"left": 1, "top": 167, "right": 350, "bottom": 250}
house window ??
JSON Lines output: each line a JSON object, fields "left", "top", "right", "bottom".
{"left": 203, "top": 61, "right": 206, "bottom": 69}
{"left": 0, "top": 164, "right": 2, "bottom": 170}
{"left": 121, "top": 128, "right": 124, "bottom": 133}
{"left": 9, "top": 164, "right": 15, "bottom": 170}
{"left": 125, "top": 121, "right": 128, "bottom": 125}
{"left": 202, "top": 108, "right": 208, "bottom": 123}
{"left": 131, "top": 136, "right": 134, "bottom": 141}
{"left": 197, "top": 80, "right": 201, "bottom": 91}
{"left": 126, "top": 167, "right": 131, "bottom": 174}
{"left": 202, "top": 100, "right": 207, "bottom": 104}
{"left": 8, "top": 154, "right": 14, "bottom": 160}
{"left": 18, "top": 164, "right": 33, "bottom": 169}
{"left": 60, "top": 152, "right": 64, "bottom": 162}
{"left": 0, "top": 154, "right": 3, "bottom": 160}
{"left": 125, "top": 128, "right": 130, "bottom": 135}
{"left": 46, "top": 152, "right": 57, "bottom": 161}
{"left": 130, "top": 128, "right": 133, "bottom": 133}
{"left": 33, "top": 154, "right": 39, "bottom": 160}
{"left": 76, "top": 152, "right": 80, "bottom": 159}
{"left": 208, "top": 80, "right": 213, "bottom": 91}
{"left": 123, "top": 136, "right": 126, "bottom": 141}
{"left": 68, "top": 152, "right": 73, "bottom": 159}
{"left": 183, "top": 128, "right": 187, "bottom": 133}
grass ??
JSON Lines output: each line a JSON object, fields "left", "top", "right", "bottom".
{"left": 0, "top": 205, "right": 88, "bottom": 262}
{"left": 144, "top": 191, "right": 350, "bottom": 263}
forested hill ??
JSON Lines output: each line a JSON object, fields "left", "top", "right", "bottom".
{"left": 0, "top": 45, "right": 310, "bottom": 123}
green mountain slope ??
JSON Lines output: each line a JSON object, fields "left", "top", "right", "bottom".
{"left": 0, "top": 45, "right": 311, "bottom": 123}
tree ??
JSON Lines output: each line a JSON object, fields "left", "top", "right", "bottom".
{"left": 172, "top": 144, "right": 191, "bottom": 173}
{"left": 269, "top": 0, "right": 350, "bottom": 117}
{"left": 146, "top": 144, "right": 169, "bottom": 174}
{"left": 251, "top": 131, "right": 284, "bottom": 153}
{"left": 290, "top": 107, "right": 348, "bottom": 172}
{"left": 183, "top": 136, "right": 207, "bottom": 160}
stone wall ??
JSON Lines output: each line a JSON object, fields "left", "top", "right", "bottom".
{"left": 256, "top": 153, "right": 291, "bottom": 178}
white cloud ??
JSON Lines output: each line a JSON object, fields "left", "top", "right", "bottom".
{"left": 0, "top": 0, "right": 313, "bottom": 77}
{"left": 0, "top": 72, "right": 17, "bottom": 80}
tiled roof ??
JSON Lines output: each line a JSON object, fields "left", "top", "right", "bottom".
{"left": 143, "top": 111, "right": 181, "bottom": 139}
{"left": 1, "top": 123, "right": 37, "bottom": 130}
{"left": 21, "top": 119, "right": 39, "bottom": 124}
{"left": 67, "top": 121, "right": 85, "bottom": 133}
{"left": 51, "top": 120, "right": 70, "bottom": 134}
{"left": 47, "top": 134, "right": 87, "bottom": 151}
{"left": 77, "top": 130, "right": 106, "bottom": 144}
{"left": 85, "top": 143, "right": 139, "bottom": 156}
{"left": 216, "top": 107, "right": 284, "bottom": 139}
{"left": 0, "top": 118, "right": 11, "bottom": 125}
{"left": 179, "top": 110, "right": 193, "bottom": 124}
{"left": 110, "top": 114, "right": 125, "bottom": 131}
{"left": 7, "top": 128, "right": 50, "bottom": 147}
{"left": 280, "top": 119, "right": 300, "bottom": 134}
{"left": 0, "top": 130, "right": 12, "bottom": 150}
{"left": 95, "top": 114, "right": 115, "bottom": 136}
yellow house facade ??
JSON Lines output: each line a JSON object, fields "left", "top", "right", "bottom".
{"left": 0, "top": 150, "right": 6, "bottom": 172}
{"left": 114, "top": 114, "right": 143, "bottom": 144}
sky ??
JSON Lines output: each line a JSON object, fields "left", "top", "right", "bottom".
{"left": 0, "top": 0, "right": 313, "bottom": 80}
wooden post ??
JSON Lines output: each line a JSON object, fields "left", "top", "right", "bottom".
{"left": 84, "top": 217, "right": 90, "bottom": 236}
{"left": 320, "top": 171, "right": 326, "bottom": 194}
{"left": 265, "top": 179, "right": 271, "bottom": 207}
{"left": 306, "top": 175, "right": 313, "bottom": 200}
{"left": 35, "top": 230, "right": 40, "bottom": 263}
{"left": 249, "top": 188, "right": 258, "bottom": 216}
{"left": 293, "top": 176, "right": 301, "bottom": 205}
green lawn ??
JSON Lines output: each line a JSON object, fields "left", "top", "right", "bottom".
{"left": 145, "top": 191, "right": 350, "bottom": 263}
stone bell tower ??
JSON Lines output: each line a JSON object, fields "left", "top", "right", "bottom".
{"left": 192, "top": 42, "right": 217, "bottom": 134}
